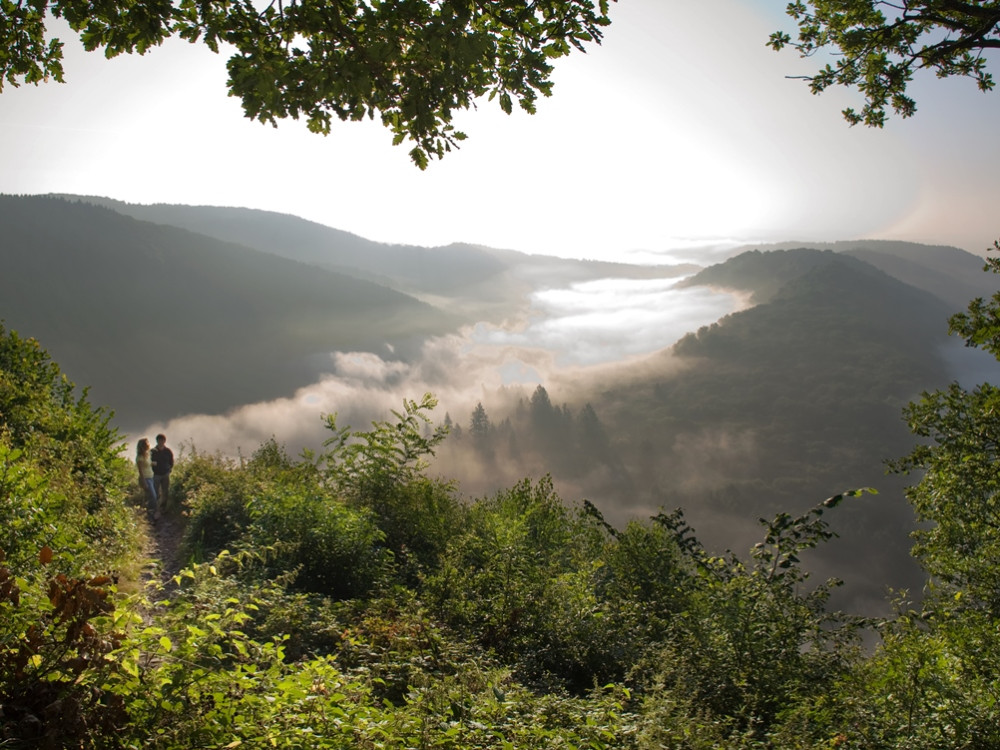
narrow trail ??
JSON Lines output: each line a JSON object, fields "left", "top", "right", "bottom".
{"left": 141, "top": 512, "right": 187, "bottom": 597}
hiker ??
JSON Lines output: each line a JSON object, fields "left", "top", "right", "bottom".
{"left": 136, "top": 438, "right": 158, "bottom": 517}
{"left": 151, "top": 433, "right": 174, "bottom": 507}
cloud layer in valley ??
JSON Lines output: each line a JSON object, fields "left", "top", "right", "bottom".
{"left": 140, "top": 277, "right": 747, "bottom": 462}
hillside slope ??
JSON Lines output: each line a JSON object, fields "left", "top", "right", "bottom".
{"left": 49, "top": 196, "right": 508, "bottom": 295}
{"left": 588, "top": 250, "right": 966, "bottom": 607}
{"left": 0, "top": 195, "right": 458, "bottom": 429}
{"left": 52, "top": 195, "right": 697, "bottom": 315}
{"left": 722, "top": 239, "right": 996, "bottom": 311}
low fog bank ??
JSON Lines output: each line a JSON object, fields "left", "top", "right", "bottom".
{"left": 140, "top": 278, "right": 746, "bottom": 458}
{"left": 616, "top": 239, "right": 752, "bottom": 267}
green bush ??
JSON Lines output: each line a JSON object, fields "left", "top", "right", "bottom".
{"left": 771, "top": 604, "right": 1000, "bottom": 750}
{"left": 178, "top": 440, "right": 391, "bottom": 599}
{"left": 426, "top": 476, "right": 625, "bottom": 691}
{"left": 244, "top": 482, "right": 391, "bottom": 598}
{"left": 0, "top": 324, "right": 139, "bottom": 579}
{"left": 174, "top": 451, "right": 253, "bottom": 562}
{"left": 634, "top": 495, "right": 871, "bottom": 740}
{"left": 333, "top": 591, "right": 488, "bottom": 705}
{"left": 0, "top": 550, "right": 131, "bottom": 748}
{"left": 0, "top": 323, "right": 124, "bottom": 508}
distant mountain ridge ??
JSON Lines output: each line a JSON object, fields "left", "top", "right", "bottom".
{"left": 49, "top": 195, "right": 509, "bottom": 296}
{"left": 48, "top": 195, "right": 688, "bottom": 307}
{"left": 724, "top": 239, "right": 995, "bottom": 311}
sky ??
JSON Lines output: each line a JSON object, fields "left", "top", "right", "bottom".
{"left": 2, "top": 1, "right": 999, "bottom": 263}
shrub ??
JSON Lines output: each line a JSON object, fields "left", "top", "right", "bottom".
{"left": 0, "top": 550, "right": 130, "bottom": 748}
{"left": 0, "top": 325, "right": 140, "bottom": 579}
{"left": 426, "top": 476, "right": 623, "bottom": 691}
{"left": 174, "top": 451, "right": 252, "bottom": 562}
{"left": 634, "top": 494, "right": 871, "bottom": 740}
{"left": 244, "top": 482, "right": 391, "bottom": 598}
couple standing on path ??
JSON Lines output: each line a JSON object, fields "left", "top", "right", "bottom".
{"left": 136, "top": 434, "right": 173, "bottom": 521}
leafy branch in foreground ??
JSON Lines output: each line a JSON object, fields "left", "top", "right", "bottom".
{"left": 889, "top": 240, "right": 1000, "bottom": 615}
{"left": 642, "top": 491, "right": 874, "bottom": 739}
{"left": 770, "top": 0, "right": 1000, "bottom": 126}
{"left": 321, "top": 392, "right": 450, "bottom": 507}
{"left": 0, "top": 0, "right": 614, "bottom": 168}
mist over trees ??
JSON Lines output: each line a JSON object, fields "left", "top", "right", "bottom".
{"left": 418, "top": 248, "right": 993, "bottom": 610}
{"left": 439, "top": 388, "right": 628, "bottom": 491}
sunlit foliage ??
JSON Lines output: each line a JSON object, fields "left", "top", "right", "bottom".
{"left": 8, "top": 266, "right": 1000, "bottom": 748}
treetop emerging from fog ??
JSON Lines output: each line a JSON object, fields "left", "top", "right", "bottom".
{"left": 771, "top": 0, "right": 1000, "bottom": 126}
{"left": 0, "top": 0, "right": 613, "bottom": 168}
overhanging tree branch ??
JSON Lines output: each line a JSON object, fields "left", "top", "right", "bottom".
{"left": 0, "top": 0, "right": 614, "bottom": 168}
{"left": 771, "top": 0, "right": 1000, "bottom": 125}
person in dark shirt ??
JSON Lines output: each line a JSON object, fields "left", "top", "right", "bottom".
{"left": 151, "top": 433, "right": 174, "bottom": 507}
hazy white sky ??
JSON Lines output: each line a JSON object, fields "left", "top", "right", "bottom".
{"left": 2, "top": 0, "right": 999, "bottom": 262}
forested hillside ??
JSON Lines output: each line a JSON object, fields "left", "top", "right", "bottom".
{"left": 427, "top": 249, "right": 993, "bottom": 610}
{"left": 0, "top": 195, "right": 459, "bottom": 429}
{"left": 625, "top": 252, "right": 955, "bottom": 596}
{"left": 52, "top": 194, "right": 688, "bottom": 314}
{"left": 50, "top": 195, "right": 511, "bottom": 297}
{"left": 735, "top": 239, "right": 998, "bottom": 312}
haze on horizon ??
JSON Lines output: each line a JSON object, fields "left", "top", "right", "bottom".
{"left": 1, "top": 2, "right": 998, "bottom": 263}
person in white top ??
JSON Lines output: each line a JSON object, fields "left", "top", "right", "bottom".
{"left": 136, "top": 437, "right": 158, "bottom": 518}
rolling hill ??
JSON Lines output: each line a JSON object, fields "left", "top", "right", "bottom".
{"left": 569, "top": 248, "right": 998, "bottom": 608}
{"left": 49, "top": 194, "right": 693, "bottom": 314}
{"left": 0, "top": 195, "right": 460, "bottom": 429}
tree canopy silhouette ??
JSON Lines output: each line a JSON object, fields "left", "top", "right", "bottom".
{"left": 771, "top": 0, "right": 1000, "bottom": 126}
{"left": 0, "top": 0, "right": 613, "bottom": 168}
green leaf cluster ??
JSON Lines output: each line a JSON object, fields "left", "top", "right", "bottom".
{"left": 0, "top": 323, "right": 139, "bottom": 576}
{"left": 889, "top": 241, "right": 1000, "bottom": 616}
{"left": 770, "top": 0, "right": 999, "bottom": 125}
{"left": 1, "top": 0, "right": 614, "bottom": 167}
{"left": 0, "top": 324, "right": 142, "bottom": 745}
